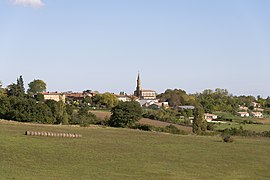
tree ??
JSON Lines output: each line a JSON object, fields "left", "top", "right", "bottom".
{"left": 7, "top": 76, "right": 25, "bottom": 97}
{"left": 0, "top": 81, "right": 6, "bottom": 97}
{"left": 92, "top": 93, "right": 118, "bottom": 109}
{"left": 27, "top": 79, "right": 46, "bottom": 95}
{"left": 108, "top": 101, "right": 142, "bottom": 127}
{"left": 45, "top": 100, "right": 69, "bottom": 124}
{"left": 157, "top": 89, "right": 196, "bottom": 107}
{"left": 192, "top": 105, "right": 207, "bottom": 134}
{"left": 68, "top": 104, "right": 97, "bottom": 126}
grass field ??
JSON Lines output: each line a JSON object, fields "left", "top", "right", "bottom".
{"left": 1, "top": 120, "right": 270, "bottom": 179}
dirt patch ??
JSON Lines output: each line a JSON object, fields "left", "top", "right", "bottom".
{"left": 90, "top": 111, "right": 111, "bottom": 120}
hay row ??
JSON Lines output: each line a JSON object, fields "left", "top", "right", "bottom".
{"left": 25, "top": 131, "right": 82, "bottom": 138}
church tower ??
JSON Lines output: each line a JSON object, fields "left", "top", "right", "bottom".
{"left": 134, "top": 73, "right": 142, "bottom": 98}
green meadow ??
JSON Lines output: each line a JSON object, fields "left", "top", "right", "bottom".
{"left": 1, "top": 120, "right": 270, "bottom": 180}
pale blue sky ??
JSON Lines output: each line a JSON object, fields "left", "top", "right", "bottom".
{"left": 0, "top": 0, "right": 270, "bottom": 96}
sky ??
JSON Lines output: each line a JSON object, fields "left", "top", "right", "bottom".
{"left": 0, "top": 0, "right": 270, "bottom": 97}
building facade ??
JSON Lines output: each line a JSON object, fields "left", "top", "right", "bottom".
{"left": 42, "top": 92, "right": 66, "bottom": 102}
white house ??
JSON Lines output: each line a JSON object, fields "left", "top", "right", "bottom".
{"left": 237, "top": 112, "right": 250, "bottom": 117}
{"left": 115, "top": 94, "right": 131, "bottom": 102}
{"left": 250, "top": 112, "right": 263, "bottom": 118}
{"left": 239, "top": 106, "right": 248, "bottom": 111}
{"left": 204, "top": 113, "right": 218, "bottom": 122}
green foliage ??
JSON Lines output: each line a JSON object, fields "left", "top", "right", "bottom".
{"left": 35, "top": 93, "right": 45, "bottom": 101}
{"left": 92, "top": 93, "right": 118, "bottom": 109}
{"left": 207, "top": 123, "right": 215, "bottom": 131}
{"left": 131, "top": 124, "right": 153, "bottom": 131}
{"left": 45, "top": 100, "right": 69, "bottom": 124}
{"left": 192, "top": 105, "right": 207, "bottom": 134}
{"left": 222, "top": 134, "right": 234, "bottom": 143}
{"left": 7, "top": 76, "right": 25, "bottom": 97}
{"left": 108, "top": 101, "right": 142, "bottom": 127}
{"left": 27, "top": 79, "right": 46, "bottom": 95}
{"left": 73, "top": 105, "right": 97, "bottom": 126}
{"left": 157, "top": 89, "right": 197, "bottom": 107}
{"left": 196, "top": 88, "right": 238, "bottom": 113}
{"left": 0, "top": 96, "right": 54, "bottom": 123}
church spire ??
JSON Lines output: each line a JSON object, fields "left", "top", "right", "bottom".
{"left": 134, "top": 72, "right": 142, "bottom": 98}
{"left": 137, "top": 72, "right": 141, "bottom": 90}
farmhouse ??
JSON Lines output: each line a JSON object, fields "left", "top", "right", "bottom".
{"left": 250, "top": 112, "right": 263, "bottom": 118}
{"left": 115, "top": 94, "right": 131, "bottom": 102}
{"left": 237, "top": 112, "right": 250, "bottom": 117}
{"left": 42, "top": 92, "right": 65, "bottom": 102}
{"left": 204, "top": 113, "right": 218, "bottom": 122}
{"left": 178, "top": 106, "right": 195, "bottom": 110}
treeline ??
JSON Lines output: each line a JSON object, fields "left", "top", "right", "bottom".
{"left": 0, "top": 76, "right": 98, "bottom": 126}
{"left": 221, "top": 126, "right": 270, "bottom": 138}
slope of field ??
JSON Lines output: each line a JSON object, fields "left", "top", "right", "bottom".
{"left": 90, "top": 110, "right": 192, "bottom": 132}
{"left": 1, "top": 120, "right": 270, "bottom": 179}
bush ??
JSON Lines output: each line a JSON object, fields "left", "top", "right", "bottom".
{"left": 207, "top": 123, "right": 215, "bottom": 131}
{"left": 162, "top": 125, "right": 188, "bottom": 135}
{"left": 222, "top": 134, "right": 234, "bottom": 143}
{"left": 131, "top": 124, "right": 153, "bottom": 131}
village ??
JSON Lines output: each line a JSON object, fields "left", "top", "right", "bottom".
{"left": 40, "top": 73, "right": 266, "bottom": 124}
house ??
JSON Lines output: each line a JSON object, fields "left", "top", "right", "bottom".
{"left": 204, "top": 113, "right": 218, "bottom": 122}
{"left": 250, "top": 112, "right": 263, "bottom": 118}
{"left": 149, "top": 102, "right": 169, "bottom": 109}
{"left": 115, "top": 94, "right": 131, "bottom": 102}
{"left": 239, "top": 106, "right": 248, "bottom": 111}
{"left": 42, "top": 92, "right": 65, "bottom": 102}
{"left": 65, "top": 92, "right": 85, "bottom": 101}
{"left": 237, "top": 112, "right": 250, "bottom": 117}
{"left": 252, "top": 102, "right": 260, "bottom": 108}
{"left": 140, "top": 90, "right": 157, "bottom": 100}
{"left": 254, "top": 108, "right": 264, "bottom": 112}
{"left": 139, "top": 99, "right": 159, "bottom": 107}
{"left": 178, "top": 106, "right": 195, "bottom": 110}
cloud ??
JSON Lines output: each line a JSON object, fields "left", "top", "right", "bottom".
{"left": 10, "top": 0, "right": 44, "bottom": 8}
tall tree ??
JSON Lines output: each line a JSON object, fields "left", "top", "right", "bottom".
{"left": 192, "top": 105, "right": 207, "bottom": 134}
{"left": 108, "top": 101, "right": 142, "bottom": 127}
{"left": 17, "top": 75, "right": 25, "bottom": 95}
{"left": 7, "top": 76, "right": 25, "bottom": 97}
{"left": 157, "top": 89, "right": 196, "bottom": 107}
{"left": 27, "top": 79, "right": 47, "bottom": 95}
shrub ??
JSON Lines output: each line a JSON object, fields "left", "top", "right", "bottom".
{"left": 131, "top": 124, "right": 153, "bottom": 131}
{"left": 222, "top": 134, "right": 234, "bottom": 143}
{"left": 163, "top": 125, "right": 188, "bottom": 135}
{"left": 207, "top": 123, "right": 215, "bottom": 131}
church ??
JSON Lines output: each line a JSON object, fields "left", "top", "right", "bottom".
{"left": 134, "top": 73, "right": 156, "bottom": 100}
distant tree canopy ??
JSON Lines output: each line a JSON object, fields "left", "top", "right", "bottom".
{"left": 157, "top": 89, "right": 197, "bottom": 107}
{"left": 108, "top": 101, "right": 142, "bottom": 127}
{"left": 0, "top": 76, "right": 100, "bottom": 126}
{"left": 92, "top": 92, "right": 118, "bottom": 109}
{"left": 27, "top": 79, "right": 46, "bottom": 95}
{"left": 196, "top": 88, "right": 238, "bottom": 113}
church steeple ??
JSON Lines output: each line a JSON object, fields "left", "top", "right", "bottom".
{"left": 137, "top": 72, "right": 142, "bottom": 91}
{"left": 134, "top": 72, "right": 142, "bottom": 98}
